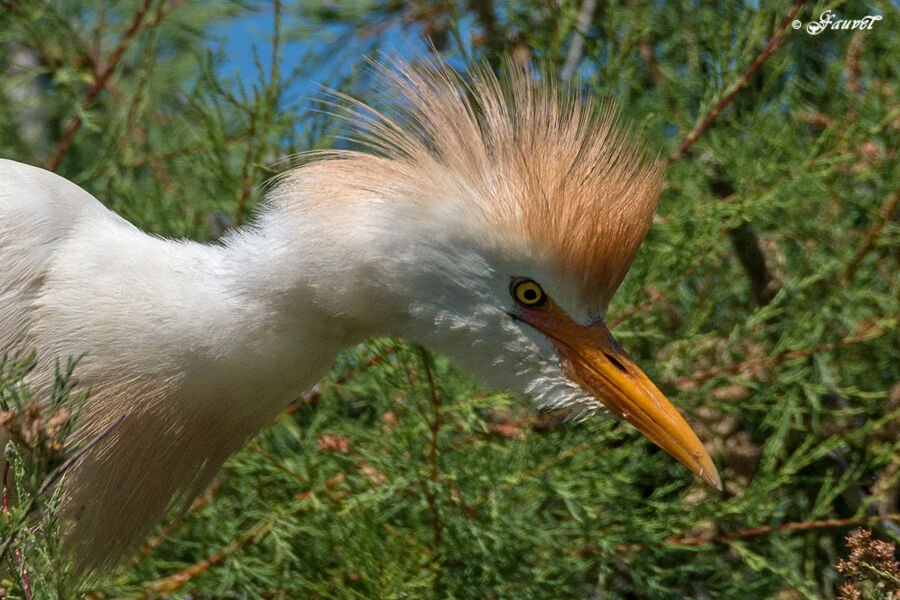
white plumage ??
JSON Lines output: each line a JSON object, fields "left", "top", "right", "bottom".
{"left": 0, "top": 61, "right": 718, "bottom": 574}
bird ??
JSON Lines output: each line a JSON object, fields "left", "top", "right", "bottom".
{"left": 0, "top": 58, "right": 720, "bottom": 575}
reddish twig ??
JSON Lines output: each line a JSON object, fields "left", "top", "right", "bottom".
{"left": 417, "top": 345, "right": 444, "bottom": 577}
{"left": 145, "top": 0, "right": 190, "bottom": 27}
{"left": 843, "top": 189, "right": 899, "bottom": 284}
{"left": 45, "top": 0, "right": 189, "bottom": 171}
{"left": 248, "top": 443, "right": 350, "bottom": 505}
{"left": 270, "top": 0, "right": 281, "bottom": 90}
{"left": 234, "top": 0, "right": 281, "bottom": 226}
{"left": 234, "top": 114, "right": 258, "bottom": 226}
{"left": 2, "top": 462, "right": 9, "bottom": 517}
{"left": 3, "top": 462, "right": 31, "bottom": 600}
{"left": 619, "top": 513, "right": 900, "bottom": 553}
{"left": 125, "top": 136, "right": 251, "bottom": 168}
{"left": 673, "top": 320, "right": 889, "bottom": 387}
{"left": 124, "top": 478, "right": 222, "bottom": 569}
{"left": 672, "top": 513, "right": 900, "bottom": 546}
{"left": 142, "top": 520, "right": 271, "bottom": 596}
{"left": 665, "top": 0, "right": 805, "bottom": 166}
{"left": 142, "top": 452, "right": 352, "bottom": 595}
{"left": 248, "top": 443, "right": 309, "bottom": 485}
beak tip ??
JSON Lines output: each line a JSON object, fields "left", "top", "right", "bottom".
{"left": 697, "top": 462, "right": 723, "bottom": 491}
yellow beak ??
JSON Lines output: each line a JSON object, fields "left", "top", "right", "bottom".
{"left": 516, "top": 299, "right": 721, "bottom": 490}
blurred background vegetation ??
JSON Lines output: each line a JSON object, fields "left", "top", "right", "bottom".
{"left": 0, "top": 0, "right": 898, "bottom": 598}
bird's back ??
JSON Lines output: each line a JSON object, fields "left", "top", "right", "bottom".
{"left": 0, "top": 160, "right": 326, "bottom": 574}
{"left": 0, "top": 159, "right": 132, "bottom": 357}
{"left": 0, "top": 160, "right": 184, "bottom": 573}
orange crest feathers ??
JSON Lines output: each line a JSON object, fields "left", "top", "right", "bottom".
{"left": 304, "top": 57, "right": 664, "bottom": 310}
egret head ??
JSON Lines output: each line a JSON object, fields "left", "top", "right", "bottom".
{"left": 270, "top": 60, "right": 720, "bottom": 488}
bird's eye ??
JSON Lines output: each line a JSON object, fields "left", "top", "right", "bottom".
{"left": 511, "top": 279, "right": 546, "bottom": 307}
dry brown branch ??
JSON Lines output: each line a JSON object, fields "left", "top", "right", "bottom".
{"left": 560, "top": 0, "right": 597, "bottom": 82}
{"left": 728, "top": 222, "right": 777, "bottom": 307}
{"left": 665, "top": 0, "right": 805, "bottom": 166}
{"left": 638, "top": 35, "right": 665, "bottom": 89}
{"left": 467, "top": 0, "right": 501, "bottom": 57}
{"left": 673, "top": 320, "right": 890, "bottom": 387}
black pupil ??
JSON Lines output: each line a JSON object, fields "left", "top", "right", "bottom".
{"left": 523, "top": 288, "right": 537, "bottom": 301}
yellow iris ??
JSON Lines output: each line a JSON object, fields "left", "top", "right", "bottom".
{"left": 513, "top": 279, "right": 545, "bottom": 306}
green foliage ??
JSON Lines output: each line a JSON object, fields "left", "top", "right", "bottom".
{"left": 0, "top": 354, "right": 86, "bottom": 598}
{"left": 1, "top": 0, "right": 898, "bottom": 598}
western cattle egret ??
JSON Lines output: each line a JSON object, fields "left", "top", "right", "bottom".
{"left": 0, "top": 60, "right": 720, "bottom": 574}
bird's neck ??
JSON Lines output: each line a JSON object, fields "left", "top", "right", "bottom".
{"left": 206, "top": 209, "right": 400, "bottom": 406}
{"left": 177, "top": 187, "right": 487, "bottom": 415}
